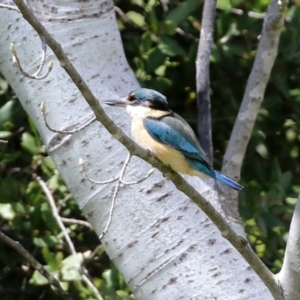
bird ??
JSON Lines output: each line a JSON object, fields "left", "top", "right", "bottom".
{"left": 103, "top": 88, "right": 243, "bottom": 191}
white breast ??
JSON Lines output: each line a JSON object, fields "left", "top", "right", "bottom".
{"left": 126, "top": 106, "right": 205, "bottom": 177}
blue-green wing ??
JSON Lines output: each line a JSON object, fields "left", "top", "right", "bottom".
{"left": 143, "top": 113, "right": 210, "bottom": 166}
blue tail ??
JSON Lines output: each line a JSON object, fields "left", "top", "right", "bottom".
{"left": 184, "top": 158, "right": 243, "bottom": 191}
{"left": 214, "top": 171, "right": 243, "bottom": 191}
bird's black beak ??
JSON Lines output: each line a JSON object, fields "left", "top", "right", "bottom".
{"left": 102, "top": 97, "right": 131, "bottom": 107}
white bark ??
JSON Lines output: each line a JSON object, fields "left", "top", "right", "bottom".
{"left": 0, "top": 0, "right": 274, "bottom": 299}
{"left": 277, "top": 195, "right": 300, "bottom": 300}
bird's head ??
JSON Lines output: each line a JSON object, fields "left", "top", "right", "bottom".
{"left": 103, "top": 88, "right": 170, "bottom": 112}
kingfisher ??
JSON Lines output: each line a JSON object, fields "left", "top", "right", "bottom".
{"left": 103, "top": 88, "right": 243, "bottom": 191}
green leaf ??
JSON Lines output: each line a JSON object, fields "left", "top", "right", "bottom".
{"left": 103, "top": 269, "right": 113, "bottom": 288}
{"left": 34, "top": 236, "right": 59, "bottom": 248}
{"left": 256, "top": 215, "right": 267, "bottom": 237}
{"left": 159, "top": 20, "right": 177, "bottom": 35}
{"left": 126, "top": 11, "right": 145, "bottom": 27}
{"left": 61, "top": 253, "right": 88, "bottom": 281}
{"left": 11, "top": 202, "right": 26, "bottom": 214}
{"left": 141, "top": 32, "right": 153, "bottom": 53}
{"left": 0, "top": 204, "right": 15, "bottom": 220}
{"left": 30, "top": 270, "right": 50, "bottom": 285}
{"left": 0, "top": 100, "right": 15, "bottom": 125}
{"left": 286, "top": 197, "right": 297, "bottom": 206}
{"left": 30, "top": 265, "right": 59, "bottom": 286}
{"left": 48, "top": 172, "right": 60, "bottom": 191}
{"left": 116, "top": 290, "right": 130, "bottom": 297}
{"left": 145, "top": 48, "right": 166, "bottom": 73}
{"left": 21, "top": 132, "right": 39, "bottom": 154}
{"left": 147, "top": 9, "right": 158, "bottom": 32}
{"left": 158, "top": 36, "right": 185, "bottom": 56}
{"left": 41, "top": 203, "right": 59, "bottom": 231}
{"left": 217, "top": 0, "right": 231, "bottom": 10}
{"left": 61, "top": 267, "right": 81, "bottom": 281}
{"left": 0, "top": 131, "right": 12, "bottom": 138}
{"left": 0, "top": 77, "right": 8, "bottom": 95}
{"left": 155, "top": 65, "right": 166, "bottom": 76}
{"left": 166, "top": 0, "right": 200, "bottom": 26}
{"left": 42, "top": 247, "right": 62, "bottom": 269}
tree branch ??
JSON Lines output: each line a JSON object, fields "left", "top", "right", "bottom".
{"left": 0, "top": 230, "right": 73, "bottom": 300}
{"left": 277, "top": 193, "right": 300, "bottom": 298}
{"left": 35, "top": 175, "right": 104, "bottom": 300}
{"left": 0, "top": 3, "right": 19, "bottom": 12}
{"left": 222, "top": 0, "right": 287, "bottom": 178}
{"left": 196, "top": 0, "right": 217, "bottom": 164}
{"left": 11, "top": 0, "right": 283, "bottom": 297}
{"left": 221, "top": 0, "right": 288, "bottom": 219}
{"left": 60, "top": 217, "right": 93, "bottom": 229}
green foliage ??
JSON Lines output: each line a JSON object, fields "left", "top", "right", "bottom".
{"left": 1, "top": 0, "right": 300, "bottom": 298}
{"left": 0, "top": 86, "right": 129, "bottom": 298}
{"left": 116, "top": 0, "right": 300, "bottom": 274}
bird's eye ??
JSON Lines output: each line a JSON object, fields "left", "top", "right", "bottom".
{"left": 127, "top": 93, "right": 136, "bottom": 102}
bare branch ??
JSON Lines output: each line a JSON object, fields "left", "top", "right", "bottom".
{"left": 79, "top": 158, "right": 119, "bottom": 185}
{"left": 196, "top": 0, "right": 217, "bottom": 164}
{"left": 221, "top": 0, "right": 287, "bottom": 218}
{"left": 89, "top": 244, "right": 103, "bottom": 260}
{"left": 0, "top": 230, "right": 73, "bottom": 300}
{"left": 99, "top": 179, "right": 120, "bottom": 240}
{"left": 99, "top": 153, "right": 135, "bottom": 239}
{"left": 176, "top": 27, "right": 199, "bottom": 42}
{"left": 230, "top": 7, "right": 290, "bottom": 22}
{"left": 99, "top": 154, "right": 133, "bottom": 239}
{"left": 61, "top": 217, "right": 93, "bottom": 229}
{"left": 159, "top": 0, "right": 169, "bottom": 14}
{"left": 79, "top": 155, "right": 154, "bottom": 186}
{"left": 230, "top": 8, "right": 265, "bottom": 19}
{"left": 10, "top": 39, "right": 53, "bottom": 80}
{"left": 35, "top": 175, "right": 104, "bottom": 300}
{"left": 120, "top": 168, "right": 155, "bottom": 185}
{"left": 80, "top": 153, "right": 154, "bottom": 238}
{"left": 40, "top": 102, "right": 96, "bottom": 134}
{"left": 12, "top": 0, "right": 283, "bottom": 295}
{"left": 0, "top": 3, "right": 20, "bottom": 12}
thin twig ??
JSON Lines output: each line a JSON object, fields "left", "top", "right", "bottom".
{"left": 196, "top": 0, "right": 217, "bottom": 164}
{"left": 61, "top": 217, "right": 93, "bottom": 229}
{"left": 0, "top": 230, "right": 72, "bottom": 300}
{"left": 0, "top": 3, "right": 20, "bottom": 12}
{"left": 35, "top": 175, "right": 104, "bottom": 300}
{"left": 40, "top": 102, "right": 96, "bottom": 134}
{"left": 230, "top": 8, "right": 265, "bottom": 19}
{"left": 80, "top": 153, "right": 154, "bottom": 238}
{"left": 99, "top": 180, "right": 120, "bottom": 240}
{"left": 176, "top": 27, "right": 199, "bottom": 42}
{"left": 33, "top": 36, "right": 47, "bottom": 77}
{"left": 120, "top": 168, "right": 155, "bottom": 185}
{"left": 99, "top": 153, "right": 131, "bottom": 239}
{"left": 80, "top": 155, "right": 154, "bottom": 186}
{"left": 12, "top": 0, "right": 282, "bottom": 295}
{"left": 159, "top": 0, "right": 169, "bottom": 14}
{"left": 230, "top": 7, "right": 290, "bottom": 22}
{"left": 79, "top": 158, "right": 119, "bottom": 185}
{"left": 10, "top": 41, "right": 53, "bottom": 80}
{"left": 89, "top": 244, "right": 103, "bottom": 260}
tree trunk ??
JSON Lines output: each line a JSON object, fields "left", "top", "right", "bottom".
{"left": 0, "top": 0, "right": 272, "bottom": 299}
